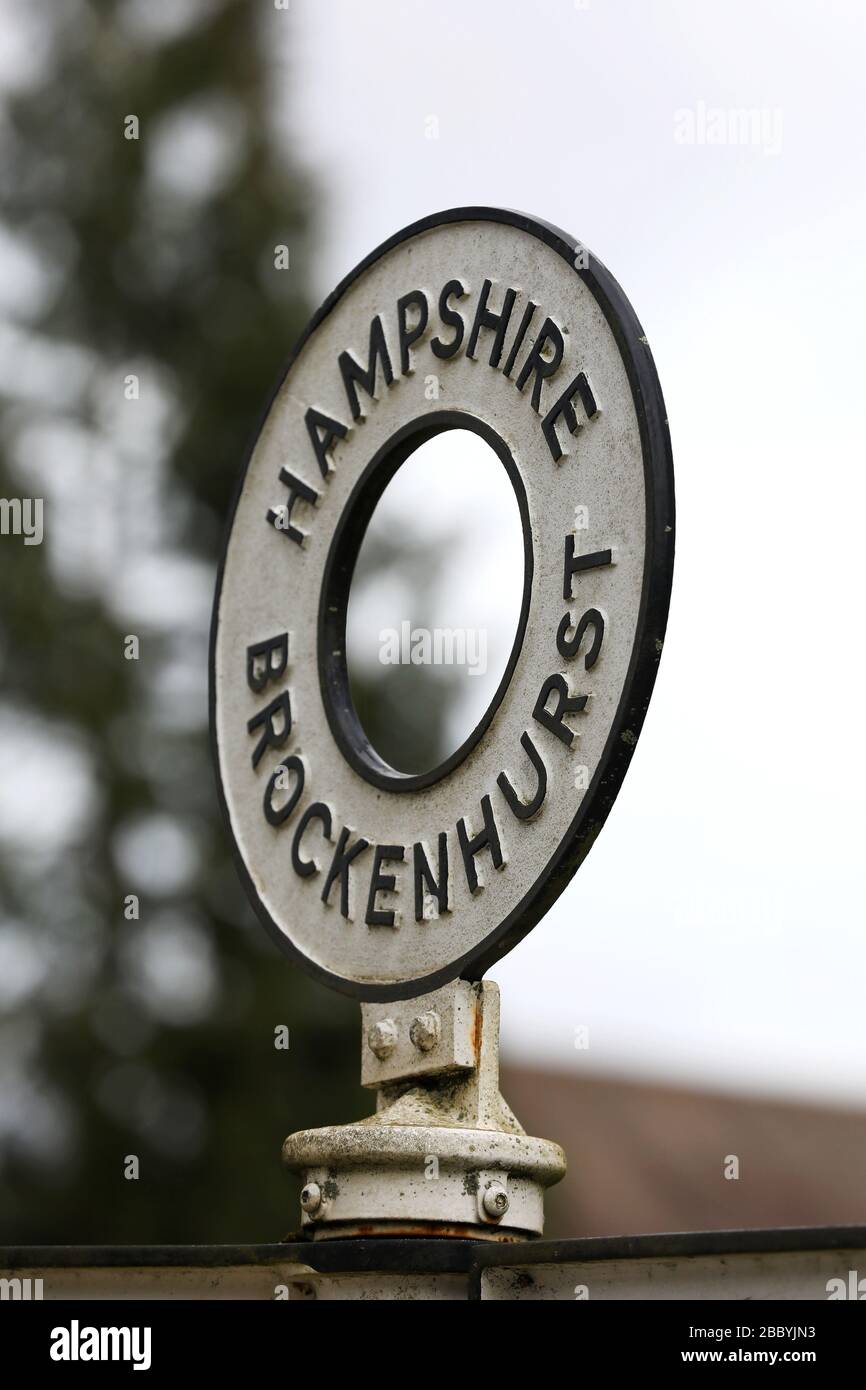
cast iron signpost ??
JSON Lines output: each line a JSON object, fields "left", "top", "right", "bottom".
{"left": 211, "top": 207, "right": 674, "bottom": 1001}
{"left": 210, "top": 207, "right": 674, "bottom": 1240}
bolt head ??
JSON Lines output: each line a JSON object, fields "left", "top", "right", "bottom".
{"left": 409, "top": 1010, "right": 442, "bottom": 1052}
{"left": 367, "top": 1017, "right": 398, "bottom": 1059}
{"left": 300, "top": 1182, "right": 323, "bottom": 1215}
{"left": 482, "top": 1182, "right": 509, "bottom": 1220}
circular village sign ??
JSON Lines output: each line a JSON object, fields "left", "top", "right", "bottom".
{"left": 210, "top": 208, "right": 674, "bottom": 1000}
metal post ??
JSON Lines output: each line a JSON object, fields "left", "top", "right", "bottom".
{"left": 283, "top": 980, "right": 566, "bottom": 1239}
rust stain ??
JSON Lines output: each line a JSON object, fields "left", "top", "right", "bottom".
{"left": 470, "top": 996, "right": 481, "bottom": 1064}
{"left": 315, "top": 1221, "right": 522, "bottom": 1242}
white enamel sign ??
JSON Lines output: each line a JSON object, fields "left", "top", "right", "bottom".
{"left": 210, "top": 208, "right": 674, "bottom": 999}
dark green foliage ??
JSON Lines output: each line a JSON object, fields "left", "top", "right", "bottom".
{"left": 0, "top": 0, "right": 367, "bottom": 1245}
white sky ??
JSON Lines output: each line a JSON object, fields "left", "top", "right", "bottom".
{"left": 346, "top": 431, "right": 525, "bottom": 757}
{"left": 288, "top": 0, "right": 866, "bottom": 1103}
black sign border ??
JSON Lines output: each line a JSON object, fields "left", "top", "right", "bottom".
{"left": 209, "top": 206, "right": 675, "bottom": 1001}
{"left": 317, "top": 410, "right": 534, "bottom": 792}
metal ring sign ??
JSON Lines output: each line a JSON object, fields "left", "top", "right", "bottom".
{"left": 210, "top": 208, "right": 674, "bottom": 1000}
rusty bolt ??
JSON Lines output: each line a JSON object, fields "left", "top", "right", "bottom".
{"left": 367, "top": 1017, "right": 398, "bottom": 1059}
{"left": 410, "top": 1010, "right": 442, "bottom": 1052}
{"left": 300, "top": 1182, "right": 323, "bottom": 1215}
{"left": 482, "top": 1182, "right": 510, "bottom": 1220}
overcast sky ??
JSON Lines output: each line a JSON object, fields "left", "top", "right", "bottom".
{"left": 288, "top": 0, "right": 866, "bottom": 1103}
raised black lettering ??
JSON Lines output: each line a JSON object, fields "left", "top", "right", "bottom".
{"left": 557, "top": 607, "right": 604, "bottom": 668}
{"left": 263, "top": 756, "right": 305, "bottom": 827}
{"left": 431, "top": 279, "right": 467, "bottom": 359}
{"left": 541, "top": 371, "right": 598, "bottom": 462}
{"left": 466, "top": 279, "right": 518, "bottom": 369}
{"left": 291, "top": 802, "right": 332, "bottom": 878}
{"left": 456, "top": 794, "right": 503, "bottom": 894}
{"left": 515, "top": 317, "right": 564, "bottom": 412}
{"left": 338, "top": 314, "right": 394, "bottom": 421}
{"left": 563, "top": 537, "right": 613, "bottom": 600}
{"left": 246, "top": 632, "right": 289, "bottom": 693}
{"left": 532, "top": 675, "right": 587, "bottom": 748}
{"left": 305, "top": 407, "right": 348, "bottom": 478}
{"left": 266, "top": 467, "right": 319, "bottom": 546}
{"left": 247, "top": 690, "right": 292, "bottom": 769}
{"left": 413, "top": 834, "right": 449, "bottom": 921}
{"left": 322, "top": 825, "right": 371, "bottom": 918}
{"left": 497, "top": 732, "right": 548, "bottom": 821}
{"left": 396, "top": 290, "right": 429, "bottom": 375}
{"left": 502, "top": 300, "right": 537, "bottom": 378}
{"left": 365, "top": 844, "right": 405, "bottom": 927}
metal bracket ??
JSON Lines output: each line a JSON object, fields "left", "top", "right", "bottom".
{"left": 282, "top": 980, "right": 566, "bottom": 1240}
{"left": 361, "top": 980, "right": 477, "bottom": 1088}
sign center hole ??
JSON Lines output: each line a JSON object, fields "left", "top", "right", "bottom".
{"left": 346, "top": 427, "right": 525, "bottom": 776}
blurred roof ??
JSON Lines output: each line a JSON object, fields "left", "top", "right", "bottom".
{"left": 503, "top": 1064, "right": 866, "bottom": 1240}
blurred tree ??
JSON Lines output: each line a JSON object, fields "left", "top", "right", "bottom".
{"left": 0, "top": 0, "right": 384, "bottom": 1244}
